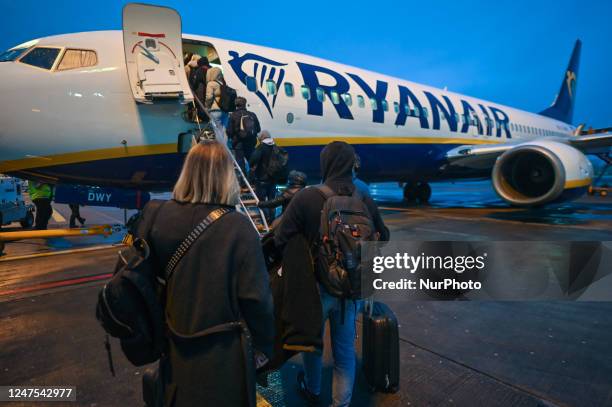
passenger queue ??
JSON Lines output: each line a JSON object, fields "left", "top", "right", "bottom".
{"left": 94, "top": 53, "right": 393, "bottom": 407}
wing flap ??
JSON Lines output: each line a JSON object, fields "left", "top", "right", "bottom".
{"left": 569, "top": 132, "right": 612, "bottom": 154}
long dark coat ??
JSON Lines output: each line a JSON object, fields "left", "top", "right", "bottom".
{"left": 146, "top": 200, "right": 275, "bottom": 407}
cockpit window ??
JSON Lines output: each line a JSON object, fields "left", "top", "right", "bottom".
{"left": 57, "top": 49, "right": 98, "bottom": 71}
{"left": 19, "top": 47, "right": 61, "bottom": 70}
{"left": 0, "top": 39, "right": 39, "bottom": 62}
{"left": 0, "top": 47, "right": 30, "bottom": 62}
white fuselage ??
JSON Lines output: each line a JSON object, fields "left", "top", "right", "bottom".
{"left": 0, "top": 31, "right": 576, "bottom": 189}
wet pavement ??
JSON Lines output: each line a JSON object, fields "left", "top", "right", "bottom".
{"left": 0, "top": 181, "right": 611, "bottom": 406}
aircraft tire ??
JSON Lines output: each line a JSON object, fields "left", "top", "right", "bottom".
{"left": 403, "top": 182, "right": 417, "bottom": 203}
{"left": 415, "top": 182, "right": 432, "bottom": 204}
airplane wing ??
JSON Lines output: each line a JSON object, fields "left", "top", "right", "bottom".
{"left": 445, "top": 142, "right": 518, "bottom": 170}
{"left": 446, "top": 133, "right": 612, "bottom": 169}
{"left": 569, "top": 132, "right": 612, "bottom": 154}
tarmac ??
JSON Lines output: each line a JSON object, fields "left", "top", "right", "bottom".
{"left": 0, "top": 180, "right": 611, "bottom": 406}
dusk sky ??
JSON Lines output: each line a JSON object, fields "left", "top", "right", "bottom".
{"left": 2, "top": 0, "right": 610, "bottom": 128}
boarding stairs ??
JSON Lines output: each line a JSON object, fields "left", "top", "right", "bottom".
{"left": 191, "top": 99, "right": 270, "bottom": 236}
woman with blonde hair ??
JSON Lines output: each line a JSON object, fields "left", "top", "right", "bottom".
{"left": 141, "top": 140, "right": 274, "bottom": 406}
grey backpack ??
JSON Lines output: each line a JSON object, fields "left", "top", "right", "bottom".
{"left": 316, "top": 185, "right": 377, "bottom": 299}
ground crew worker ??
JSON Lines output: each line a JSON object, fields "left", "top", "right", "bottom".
{"left": 69, "top": 204, "right": 86, "bottom": 228}
{"left": 28, "top": 181, "right": 54, "bottom": 230}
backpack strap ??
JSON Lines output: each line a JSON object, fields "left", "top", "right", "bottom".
{"left": 315, "top": 184, "right": 335, "bottom": 200}
{"left": 162, "top": 207, "right": 233, "bottom": 284}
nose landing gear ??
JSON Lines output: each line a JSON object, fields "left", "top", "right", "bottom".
{"left": 403, "top": 181, "right": 432, "bottom": 205}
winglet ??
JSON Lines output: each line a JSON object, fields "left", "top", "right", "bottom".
{"left": 539, "top": 39, "right": 581, "bottom": 124}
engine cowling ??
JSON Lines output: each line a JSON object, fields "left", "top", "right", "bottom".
{"left": 492, "top": 140, "right": 593, "bottom": 206}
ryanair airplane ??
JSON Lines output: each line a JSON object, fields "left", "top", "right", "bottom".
{"left": 0, "top": 4, "right": 610, "bottom": 207}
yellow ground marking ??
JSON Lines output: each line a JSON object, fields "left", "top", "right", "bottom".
{"left": 51, "top": 209, "right": 66, "bottom": 223}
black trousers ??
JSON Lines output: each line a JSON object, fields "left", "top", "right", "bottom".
{"left": 33, "top": 198, "right": 52, "bottom": 230}
{"left": 234, "top": 139, "right": 256, "bottom": 176}
{"left": 255, "top": 182, "right": 277, "bottom": 222}
{"left": 69, "top": 204, "right": 84, "bottom": 228}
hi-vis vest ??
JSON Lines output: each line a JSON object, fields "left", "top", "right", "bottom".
{"left": 29, "top": 182, "right": 53, "bottom": 200}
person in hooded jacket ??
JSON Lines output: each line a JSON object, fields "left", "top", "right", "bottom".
{"left": 184, "top": 53, "right": 197, "bottom": 79}
{"left": 274, "top": 141, "right": 389, "bottom": 407}
{"left": 227, "top": 96, "right": 261, "bottom": 175}
{"left": 205, "top": 67, "right": 229, "bottom": 129}
{"left": 188, "top": 56, "right": 211, "bottom": 121}
{"left": 145, "top": 140, "right": 274, "bottom": 406}
{"left": 258, "top": 170, "right": 307, "bottom": 216}
{"left": 249, "top": 131, "right": 278, "bottom": 221}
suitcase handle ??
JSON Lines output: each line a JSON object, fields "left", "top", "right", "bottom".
{"left": 364, "top": 296, "right": 375, "bottom": 317}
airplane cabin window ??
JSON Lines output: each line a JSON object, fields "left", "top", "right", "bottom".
{"left": 19, "top": 47, "right": 61, "bottom": 70}
{"left": 393, "top": 102, "right": 399, "bottom": 113}
{"left": 381, "top": 100, "right": 388, "bottom": 112}
{"left": 422, "top": 107, "right": 429, "bottom": 118}
{"left": 301, "top": 85, "right": 311, "bottom": 100}
{"left": 284, "top": 82, "right": 294, "bottom": 97}
{"left": 265, "top": 80, "right": 277, "bottom": 95}
{"left": 315, "top": 87, "right": 325, "bottom": 102}
{"left": 246, "top": 76, "right": 257, "bottom": 92}
{"left": 330, "top": 90, "right": 341, "bottom": 105}
{"left": 357, "top": 95, "right": 365, "bottom": 108}
{"left": 342, "top": 93, "right": 352, "bottom": 106}
{"left": 57, "top": 49, "right": 97, "bottom": 71}
{"left": 370, "top": 98, "right": 378, "bottom": 111}
{"left": 403, "top": 103, "right": 410, "bottom": 114}
{"left": 413, "top": 107, "right": 420, "bottom": 117}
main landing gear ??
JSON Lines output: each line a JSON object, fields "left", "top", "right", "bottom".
{"left": 403, "top": 181, "right": 432, "bottom": 205}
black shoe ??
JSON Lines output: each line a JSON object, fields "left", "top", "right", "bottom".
{"left": 297, "top": 370, "right": 321, "bottom": 406}
{"left": 78, "top": 217, "right": 86, "bottom": 226}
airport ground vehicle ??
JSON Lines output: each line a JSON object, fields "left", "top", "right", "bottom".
{"left": 0, "top": 176, "right": 34, "bottom": 229}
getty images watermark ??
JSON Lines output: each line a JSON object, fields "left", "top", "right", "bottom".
{"left": 360, "top": 241, "right": 612, "bottom": 301}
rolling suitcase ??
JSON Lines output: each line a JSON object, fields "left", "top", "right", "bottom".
{"left": 362, "top": 301, "right": 400, "bottom": 393}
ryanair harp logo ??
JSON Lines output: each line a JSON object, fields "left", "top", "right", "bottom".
{"left": 566, "top": 70, "right": 576, "bottom": 98}
{"left": 227, "top": 51, "right": 288, "bottom": 118}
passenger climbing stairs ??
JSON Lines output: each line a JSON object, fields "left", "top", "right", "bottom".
{"left": 191, "top": 98, "right": 270, "bottom": 236}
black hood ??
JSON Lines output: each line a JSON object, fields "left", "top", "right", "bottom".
{"left": 320, "top": 141, "right": 355, "bottom": 183}
{"left": 235, "top": 97, "right": 247, "bottom": 110}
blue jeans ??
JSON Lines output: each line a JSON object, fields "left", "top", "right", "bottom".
{"left": 209, "top": 109, "right": 228, "bottom": 133}
{"left": 303, "top": 289, "right": 357, "bottom": 407}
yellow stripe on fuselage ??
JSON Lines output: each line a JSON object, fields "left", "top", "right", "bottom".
{"left": 277, "top": 136, "right": 502, "bottom": 147}
{"left": 0, "top": 136, "right": 502, "bottom": 173}
{"left": 564, "top": 178, "right": 592, "bottom": 189}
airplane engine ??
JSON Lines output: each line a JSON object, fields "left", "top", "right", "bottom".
{"left": 492, "top": 141, "right": 593, "bottom": 206}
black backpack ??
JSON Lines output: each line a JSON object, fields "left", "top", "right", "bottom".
{"left": 95, "top": 201, "right": 232, "bottom": 369}
{"left": 238, "top": 112, "right": 258, "bottom": 140}
{"left": 216, "top": 80, "right": 237, "bottom": 113}
{"left": 316, "top": 185, "right": 377, "bottom": 299}
{"left": 265, "top": 145, "right": 289, "bottom": 182}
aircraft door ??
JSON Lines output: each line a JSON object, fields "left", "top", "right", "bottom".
{"left": 122, "top": 3, "right": 193, "bottom": 104}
